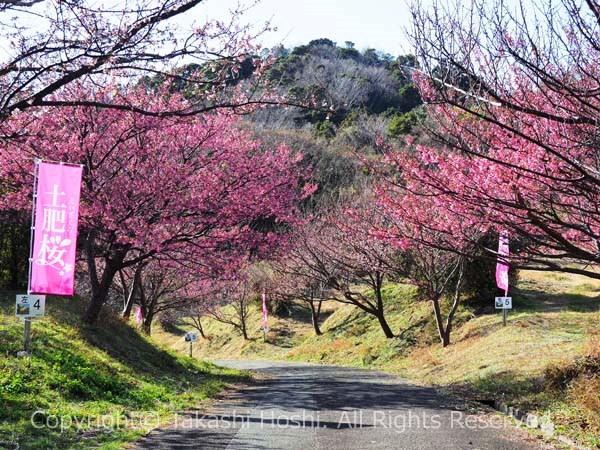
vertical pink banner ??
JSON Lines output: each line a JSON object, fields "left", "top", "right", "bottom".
{"left": 135, "top": 305, "right": 143, "bottom": 325}
{"left": 262, "top": 289, "right": 268, "bottom": 329}
{"left": 30, "top": 162, "right": 83, "bottom": 295}
{"left": 495, "top": 231, "right": 509, "bottom": 296}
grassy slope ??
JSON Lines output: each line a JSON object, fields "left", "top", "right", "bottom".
{"left": 158, "top": 271, "right": 600, "bottom": 448}
{"left": 0, "top": 292, "right": 248, "bottom": 450}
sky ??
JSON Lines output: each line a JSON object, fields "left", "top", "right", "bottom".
{"left": 0, "top": 0, "right": 416, "bottom": 65}
{"left": 196, "top": 0, "right": 415, "bottom": 57}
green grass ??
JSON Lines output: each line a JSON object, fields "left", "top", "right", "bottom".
{"left": 155, "top": 283, "right": 445, "bottom": 365}
{"left": 0, "top": 292, "right": 249, "bottom": 450}
{"left": 158, "top": 271, "right": 600, "bottom": 448}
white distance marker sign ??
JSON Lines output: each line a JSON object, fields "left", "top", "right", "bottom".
{"left": 495, "top": 296, "right": 512, "bottom": 309}
{"left": 15, "top": 294, "right": 46, "bottom": 318}
{"left": 185, "top": 332, "right": 198, "bottom": 342}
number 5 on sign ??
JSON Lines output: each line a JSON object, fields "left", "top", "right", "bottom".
{"left": 495, "top": 296, "right": 512, "bottom": 309}
{"left": 15, "top": 294, "right": 46, "bottom": 318}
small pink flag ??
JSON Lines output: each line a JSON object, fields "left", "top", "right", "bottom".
{"left": 261, "top": 289, "right": 268, "bottom": 329}
{"left": 135, "top": 305, "right": 142, "bottom": 324}
{"left": 495, "top": 231, "right": 509, "bottom": 296}
{"left": 30, "top": 161, "right": 82, "bottom": 295}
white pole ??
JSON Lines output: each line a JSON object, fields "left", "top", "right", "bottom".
{"left": 503, "top": 288, "right": 508, "bottom": 327}
{"left": 23, "top": 159, "right": 41, "bottom": 354}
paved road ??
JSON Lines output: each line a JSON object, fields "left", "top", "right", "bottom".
{"left": 135, "top": 360, "right": 551, "bottom": 450}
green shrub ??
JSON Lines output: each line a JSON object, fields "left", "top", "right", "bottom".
{"left": 387, "top": 109, "right": 424, "bottom": 137}
{"left": 313, "top": 120, "right": 336, "bottom": 140}
{"left": 0, "top": 370, "right": 29, "bottom": 394}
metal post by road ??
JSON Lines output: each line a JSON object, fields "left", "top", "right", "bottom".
{"left": 189, "top": 341, "right": 193, "bottom": 358}
{"left": 503, "top": 308, "right": 507, "bottom": 326}
{"left": 23, "top": 318, "right": 31, "bottom": 352}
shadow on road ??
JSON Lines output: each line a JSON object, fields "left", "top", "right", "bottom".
{"left": 134, "top": 362, "right": 542, "bottom": 450}
{"left": 224, "top": 365, "right": 451, "bottom": 413}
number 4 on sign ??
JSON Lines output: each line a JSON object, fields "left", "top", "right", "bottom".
{"left": 15, "top": 294, "right": 46, "bottom": 318}
{"left": 495, "top": 296, "right": 512, "bottom": 309}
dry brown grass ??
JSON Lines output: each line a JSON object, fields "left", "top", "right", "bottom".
{"left": 568, "top": 375, "right": 600, "bottom": 435}
{"left": 585, "top": 335, "right": 600, "bottom": 358}
{"left": 409, "top": 346, "right": 441, "bottom": 368}
{"left": 330, "top": 338, "right": 353, "bottom": 352}
{"left": 520, "top": 270, "right": 600, "bottom": 295}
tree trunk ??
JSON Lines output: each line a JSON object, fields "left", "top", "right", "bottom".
{"left": 83, "top": 232, "right": 126, "bottom": 325}
{"left": 119, "top": 269, "right": 130, "bottom": 313}
{"left": 237, "top": 290, "right": 249, "bottom": 340}
{"left": 433, "top": 259, "right": 465, "bottom": 348}
{"left": 240, "top": 321, "right": 249, "bottom": 340}
{"left": 141, "top": 311, "right": 153, "bottom": 335}
{"left": 431, "top": 296, "right": 450, "bottom": 347}
{"left": 82, "top": 263, "right": 118, "bottom": 325}
{"left": 137, "top": 278, "right": 153, "bottom": 335}
{"left": 121, "top": 264, "right": 142, "bottom": 319}
{"left": 443, "top": 259, "right": 465, "bottom": 348}
{"left": 121, "top": 294, "right": 135, "bottom": 319}
{"left": 309, "top": 300, "right": 322, "bottom": 336}
{"left": 441, "top": 331, "right": 450, "bottom": 348}
{"left": 9, "top": 235, "right": 19, "bottom": 289}
{"left": 196, "top": 318, "right": 206, "bottom": 339}
{"left": 376, "top": 311, "right": 395, "bottom": 338}
{"left": 8, "top": 225, "right": 24, "bottom": 289}
{"left": 342, "top": 288, "right": 394, "bottom": 338}
{"left": 374, "top": 276, "right": 394, "bottom": 338}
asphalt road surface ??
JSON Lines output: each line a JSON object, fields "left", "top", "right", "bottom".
{"left": 135, "top": 360, "right": 552, "bottom": 450}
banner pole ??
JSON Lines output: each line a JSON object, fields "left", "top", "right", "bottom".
{"left": 262, "top": 288, "right": 268, "bottom": 342}
{"left": 23, "top": 319, "right": 31, "bottom": 353}
{"left": 503, "top": 288, "right": 508, "bottom": 327}
{"left": 24, "top": 159, "right": 41, "bottom": 354}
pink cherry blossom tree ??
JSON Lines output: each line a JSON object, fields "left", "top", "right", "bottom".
{"left": 270, "top": 266, "right": 331, "bottom": 336}
{"left": 404, "top": 0, "right": 600, "bottom": 278}
{"left": 0, "top": 0, "right": 278, "bottom": 120}
{"left": 131, "top": 261, "right": 188, "bottom": 335}
{"left": 168, "top": 276, "right": 229, "bottom": 340}
{"left": 201, "top": 274, "right": 253, "bottom": 341}
{"left": 284, "top": 190, "right": 404, "bottom": 338}
{"left": 375, "top": 168, "right": 482, "bottom": 347}
{"left": 175, "top": 264, "right": 263, "bottom": 341}
{"left": 0, "top": 85, "right": 314, "bottom": 325}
